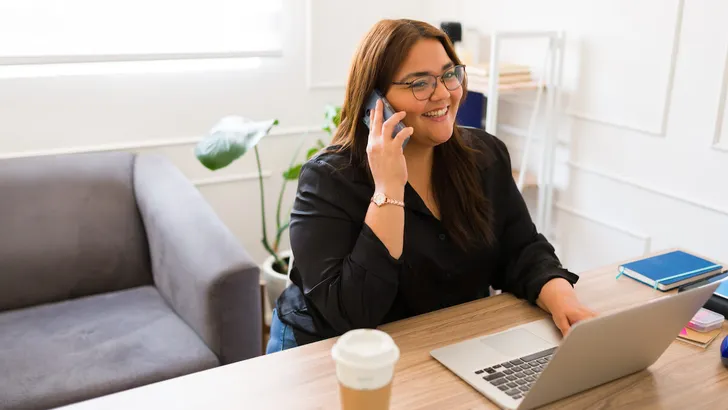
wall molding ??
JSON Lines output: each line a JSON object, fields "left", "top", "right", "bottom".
{"left": 566, "top": 0, "right": 685, "bottom": 136}
{"left": 192, "top": 171, "right": 272, "bottom": 187}
{"left": 568, "top": 161, "right": 728, "bottom": 217}
{"left": 304, "top": 0, "right": 346, "bottom": 90}
{"left": 713, "top": 49, "right": 728, "bottom": 150}
{"left": 497, "top": 123, "right": 570, "bottom": 146}
{"left": 555, "top": 202, "right": 652, "bottom": 255}
{"left": 0, "top": 125, "right": 324, "bottom": 160}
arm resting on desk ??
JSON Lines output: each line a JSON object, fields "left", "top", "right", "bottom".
{"left": 488, "top": 136, "right": 579, "bottom": 303}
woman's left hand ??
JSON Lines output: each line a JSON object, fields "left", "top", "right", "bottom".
{"left": 536, "top": 278, "right": 598, "bottom": 336}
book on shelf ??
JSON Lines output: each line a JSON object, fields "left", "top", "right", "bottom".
{"left": 464, "top": 62, "right": 542, "bottom": 95}
{"left": 467, "top": 79, "right": 541, "bottom": 93}
{"left": 466, "top": 63, "right": 532, "bottom": 77}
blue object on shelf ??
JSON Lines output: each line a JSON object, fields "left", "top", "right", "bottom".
{"left": 721, "top": 335, "right": 728, "bottom": 367}
{"left": 456, "top": 91, "right": 485, "bottom": 129}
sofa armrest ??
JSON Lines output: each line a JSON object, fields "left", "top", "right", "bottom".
{"left": 133, "top": 154, "right": 261, "bottom": 364}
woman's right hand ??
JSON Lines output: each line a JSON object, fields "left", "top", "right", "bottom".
{"left": 366, "top": 99, "right": 414, "bottom": 198}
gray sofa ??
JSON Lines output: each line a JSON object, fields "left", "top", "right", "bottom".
{"left": 0, "top": 152, "right": 262, "bottom": 410}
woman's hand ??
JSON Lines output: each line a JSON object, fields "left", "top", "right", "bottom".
{"left": 537, "top": 278, "right": 598, "bottom": 336}
{"left": 366, "top": 99, "right": 414, "bottom": 198}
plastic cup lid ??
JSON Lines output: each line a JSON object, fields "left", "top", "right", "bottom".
{"left": 331, "top": 329, "right": 400, "bottom": 369}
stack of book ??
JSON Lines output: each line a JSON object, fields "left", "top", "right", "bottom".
{"left": 617, "top": 250, "right": 726, "bottom": 348}
{"left": 617, "top": 250, "right": 723, "bottom": 291}
{"left": 465, "top": 63, "right": 541, "bottom": 94}
{"left": 677, "top": 308, "right": 724, "bottom": 348}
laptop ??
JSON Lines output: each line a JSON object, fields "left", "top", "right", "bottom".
{"left": 430, "top": 281, "right": 720, "bottom": 409}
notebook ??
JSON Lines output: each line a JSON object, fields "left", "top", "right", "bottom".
{"left": 617, "top": 250, "right": 723, "bottom": 291}
{"left": 715, "top": 280, "right": 728, "bottom": 300}
{"left": 677, "top": 327, "right": 722, "bottom": 348}
{"left": 679, "top": 276, "right": 728, "bottom": 317}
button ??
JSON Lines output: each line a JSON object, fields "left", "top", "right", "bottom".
{"left": 438, "top": 234, "right": 446, "bottom": 240}
{"left": 483, "top": 372, "right": 505, "bottom": 381}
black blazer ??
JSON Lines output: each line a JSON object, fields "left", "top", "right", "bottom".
{"left": 276, "top": 126, "right": 578, "bottom": 346}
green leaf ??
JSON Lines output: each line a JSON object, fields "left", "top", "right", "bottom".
{"left": 306, "top": 147, "right": 319, "bottom": 160}
{"left": 305, "top": 139, "right": 326, "bottom": 160}
{"left": 333, "top": 108, "right": 342, "bottom": 127}
{"left": 282, "top": 163, "right": 303, "bottom": 180}
{"left": 323, "top": 104, "right": 342, "bottom": 134}
{"left": 195, "top": 116, "right": 278, "bottom": 170}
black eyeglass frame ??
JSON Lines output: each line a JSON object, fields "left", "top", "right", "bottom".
{"left": 390, "top": 64, "right": 467, "bottom": 101}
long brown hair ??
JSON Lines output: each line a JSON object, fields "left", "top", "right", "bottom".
{"left": 331, "top": 19, "right": 495, "bottom": 250}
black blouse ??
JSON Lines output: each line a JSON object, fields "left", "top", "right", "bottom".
{"left": 276, "top": 126, "right": 579, "bottom": 346}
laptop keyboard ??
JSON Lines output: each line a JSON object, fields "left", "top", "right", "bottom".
{"left": 474, "top": 347, "right": 557, "bottom": 400}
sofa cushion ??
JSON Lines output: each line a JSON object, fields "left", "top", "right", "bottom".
{"left": 0, "top": 286, "right": 219, "bottom": 410}
{"left": 0, "top": 151, "right": 153, "bottom": 312}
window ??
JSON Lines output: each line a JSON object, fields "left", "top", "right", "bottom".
{"left": 0, "top": 0, "right": 282, "bottom": 65}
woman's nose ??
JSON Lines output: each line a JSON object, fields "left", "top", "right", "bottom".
{"left": 430, "top": 79, "right": 450, "bottom": 101}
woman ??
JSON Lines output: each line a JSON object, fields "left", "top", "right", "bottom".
{"left": 266, "top": 18, "right": 596, "bottom": 354}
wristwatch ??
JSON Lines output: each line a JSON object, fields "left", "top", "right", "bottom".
{"left": 371, "top": 192, "right": 405, "bottom": 208}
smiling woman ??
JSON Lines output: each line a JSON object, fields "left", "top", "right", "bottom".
{"left": 331, "top": 21, "right": 490, "bottom": 244}
{"left": 266, "top": 18, "right": 596, "bottom": 354}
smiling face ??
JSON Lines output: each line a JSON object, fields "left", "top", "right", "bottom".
{"left": 385, "top": 38, "right": 464, "bottom": 148}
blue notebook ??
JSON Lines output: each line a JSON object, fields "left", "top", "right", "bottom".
{"left": 617, "top": 250, "right": 723, "bottom": 291}
{"left": 715, "top": 280, "right": 728, "bottom": 300}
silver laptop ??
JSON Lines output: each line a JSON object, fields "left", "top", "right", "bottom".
{"left": 430, "top": 281, "right": 719, "bottom": 409}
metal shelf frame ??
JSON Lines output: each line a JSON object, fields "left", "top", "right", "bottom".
{"left": 484, "top": 30, "right": 566, "bottom": 237}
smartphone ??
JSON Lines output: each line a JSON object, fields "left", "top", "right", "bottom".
{"left": 362, "top": 89, "right": 409, "bottom": 148}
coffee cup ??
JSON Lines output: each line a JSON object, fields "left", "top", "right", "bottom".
{"left": 331, "top": 329, "right": 400, "bottom": 410}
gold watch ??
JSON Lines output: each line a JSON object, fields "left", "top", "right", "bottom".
{"left": 371, "top": 192, "right": 405, "bottom": 207}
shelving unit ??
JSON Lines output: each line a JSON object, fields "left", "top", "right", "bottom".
{"left": 466, "top": 30, "right": 566, "bottom": 237}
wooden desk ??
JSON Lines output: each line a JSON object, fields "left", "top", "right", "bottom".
{"left": 61, "top": 250, "right": 728, "bottom": 409}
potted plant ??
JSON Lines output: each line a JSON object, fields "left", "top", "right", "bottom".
{"left": 194, "top": 105, "right": 341, "bottom": 308}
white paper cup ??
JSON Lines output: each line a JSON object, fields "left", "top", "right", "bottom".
{"left": 331, "top": 329, "right": 400, "bottom": 410}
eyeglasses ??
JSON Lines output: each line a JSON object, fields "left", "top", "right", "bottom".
{"left": 391, "top": 65, "right": 466, "bottom": 101}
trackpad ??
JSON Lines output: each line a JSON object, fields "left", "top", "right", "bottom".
{"left": 481, "top": 328, "right": 554, "bottom": 358}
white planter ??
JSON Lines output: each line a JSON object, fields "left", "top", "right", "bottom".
{"left": 262, "top": 249, "right": 293, "bottom": 312}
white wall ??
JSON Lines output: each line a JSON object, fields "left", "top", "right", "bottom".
{"left": 0, "top": 0, "right": 432, "bottom": 265}
{"left": 449, "top": 0, "right": 728, "bottom": 273}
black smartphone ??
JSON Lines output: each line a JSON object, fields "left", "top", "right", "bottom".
{"left": 362, "top": 89, "right": 409, "bottom": 148}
